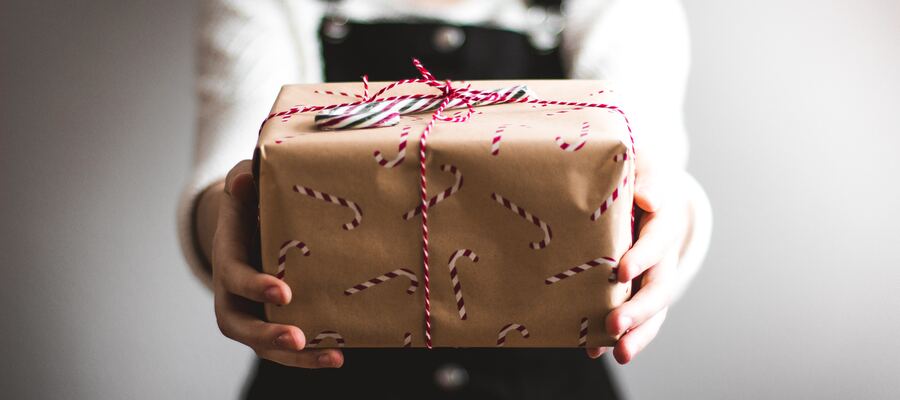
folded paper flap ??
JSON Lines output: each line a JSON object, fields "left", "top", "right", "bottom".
{"left": 259, "top": 79, "right": 633, "bottom": 347}
{"left": 261, "top": 80, "right": 624, "bottom": 146}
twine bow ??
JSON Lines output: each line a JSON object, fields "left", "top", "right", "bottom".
{"left": 261, "top": 59, "right": 635, "bottom": 349}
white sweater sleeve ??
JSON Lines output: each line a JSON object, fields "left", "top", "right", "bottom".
{"left": 176, "top": 0, "right": 323, "bottom": 288}
{"left": 564, "top": 0, "right": 711, "bottom": 291}
{"left": 178, "top": 0, "right": 711, "bottom": 292}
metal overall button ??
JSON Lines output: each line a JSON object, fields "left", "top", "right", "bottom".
{"left": 433, "top": 26, "right": 466, "bottom": 53}
{"left": 433, "top": 363, "right": 470, "bottom": 391}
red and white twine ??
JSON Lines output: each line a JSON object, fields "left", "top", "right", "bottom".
{"left": 402, "top": 164, "right": 463, "bottom": 221}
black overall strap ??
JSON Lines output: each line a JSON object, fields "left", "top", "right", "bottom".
{"left": 318, "top": 2, "right": 566, "bottom": 81}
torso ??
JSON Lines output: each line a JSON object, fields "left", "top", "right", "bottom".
{"left": 244, "top": 2, "right": 621, "bottom": 398}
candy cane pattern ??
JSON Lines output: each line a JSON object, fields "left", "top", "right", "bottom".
{"left": 447, "top": 249, "right": 480, "bottom": 320}
{"left": 555, "top": 121, "right": 590, "bottom": 152}
{"left": 343, "top": 268, "right": 419, "bottom": 296}
{"left": 275, "top": 240, "right": 310, "bottom": 280}
{"left": 490, "top": 124, "right": 507, "bottom": 156}
{"left": 578, "top": 317, "right": 590, "bottom": 347}
{"left": 402, "top": 164, "right": 463, "bottom": 220}
{"left": 545, "top": 256, "right": 617, "bottom": 285}
{"left": 590, "top": 175, "right": 628, "bottom": 221}
{"left": 490, "top": 124, "right": 530, "bottom": 156}
{"left": 308, "top": 331, "right": 345, "bottom": 348}
{"left": 496, "top": 323, "right": 530, "bottom": 347}
{"left": 403, "top": 332, "right": 412, "bottom": 348}
{"left": 546, "top": 106, "right": 583, "bottom": 116}
{"left": 490, "top": 192, "right": 552, "bottom": 249}
{"left": 293, "top": 185, "right": 363, "bottom": 230}
{"left": 373, "top": 126, "right": 410, "bottom": 168}
{"left": 315, "top": 89, "right": 364, "bottom": 99}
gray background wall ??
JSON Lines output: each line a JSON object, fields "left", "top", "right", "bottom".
{"left": 1, "top": 1, "right": 898, "bottom": 398}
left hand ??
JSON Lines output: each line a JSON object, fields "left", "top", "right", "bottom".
{"left": 587, "top": 157, "right": 692, "bottom": 364}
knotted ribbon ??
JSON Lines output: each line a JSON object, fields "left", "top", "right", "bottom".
{"left": 261, "top": 59, "right": 635, "bottom": 349}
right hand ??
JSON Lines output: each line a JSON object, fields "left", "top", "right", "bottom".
{"left": 211, "top": 160, "right": 344, "bottom": 368}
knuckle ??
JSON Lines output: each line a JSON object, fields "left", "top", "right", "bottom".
{"left": 253, "top": 348, "right": 271, "bottom": 361}
{"left": 215, "top": 315, "right": 233, "bottom": 339}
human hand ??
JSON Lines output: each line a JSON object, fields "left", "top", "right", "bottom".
{"left": 587, "top": 157, "right": 692, "bottom": 364}
{"left": 212, "top": 160, "right": 344, "bottom": 368}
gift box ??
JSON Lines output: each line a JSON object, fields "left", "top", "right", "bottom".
{"left": 255, "top": 78, "right": 635, "bottom": 348}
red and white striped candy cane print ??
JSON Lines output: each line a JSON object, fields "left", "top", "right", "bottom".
{"left": 590, "top": 175, "right": 628, "bottom": 221}
{"left": 275, "top": 240, "right": 310, "bottom": 280}
{"left": 555, "top": 121, "right": 590, "bottom": 152}
{"left": 490, "top": 124, "right": 507, "bottom": 156}
{"left": 343, "top": 268, "right": 419, "bottom": 295}
{"left": 403, "top": 332, "right": 412, "bottom": 348}
{"left": 373, "top": 126, "right": 410, "bottom": 168}
{"left": 490, "top": 124, "right": 530, "bottom": 156}
{"left": 578, "top": 317, "right": 589, "bottom": 347}
{"left": 314, "top": 89, "right": 363, "bottom": 99}
{"left": 545, "top": 256, "right": 618, "bottom": 285}
{"left": 490, "top": 192, "right": 552, "bottom": 249}
{"left": 447, "top": 249, "right": 480, "bottom": 320}
{"left": 308, "top": 331, "right": 345, "bottom": 348}
{"left": 496, "top": 323, "right": 530, "bottom": 347}
{"left": 545, "top": 106, "right": 583, "bottom": 116}
{"left": 402, "top": 164, "right": 463, "bottom": 220}
{"left": 293, "top": 185, "right": 363, "bottom": 230}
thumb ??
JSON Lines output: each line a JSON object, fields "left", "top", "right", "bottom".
{"left": 634, "top": 172, "right": 665, "bottom": 213}
{"left": 224, "top": 160, "right": 256, "bottom": 208}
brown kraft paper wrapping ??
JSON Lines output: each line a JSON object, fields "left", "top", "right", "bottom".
{"left": 256, "top": 80, "right": 634, "bottom": 348}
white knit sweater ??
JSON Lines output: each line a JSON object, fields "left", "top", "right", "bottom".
{"left": 179, "top": 0, "right": 711, "bottom": 290}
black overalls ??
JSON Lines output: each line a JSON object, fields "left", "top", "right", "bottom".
{"left": 244, "top": 2, "right": 622, "bottom": 398}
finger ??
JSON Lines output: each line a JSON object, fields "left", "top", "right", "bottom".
{"left": 224, "top": 160, "right": 253, "bottom": 196}
{"left": 633, "top": 163, "right": 671, "bottom": 213}
{"left": 617, "top": 206, "right": 683, "bottom": 282}
{"left": 607, "top": 251, "right": 678, "bottom": 336}
{"left": 218, "top": 256, "right": 291, "bottom": 304}
{"left": 586, "top": 347, "right": 609, "bottom": 359}
{"left": 258, "top": 348, "right": 345, "bottom": 369}
{"left": 214, "top": 183, "right": 256, "bottom": 264}
{"left": 214, "top": 192, "right": 290, "bottom": 304}
{"left": 215, "top": 291, "right": 304, "bottom": 351}
{"left": 613, "top": 308, "right": 667, "bottom": 365}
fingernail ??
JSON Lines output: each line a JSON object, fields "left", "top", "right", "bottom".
{"left": 317, "top": 353, "right": 333, "bottom": 366}
{"left": 617, "top": 316, "right": 633, "bottom": 335}
{"left": 275, "top": 333, "right": 293, "bottom": 348}
{"left": 264, "top": 286, "right": 282, "bottom": 303}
